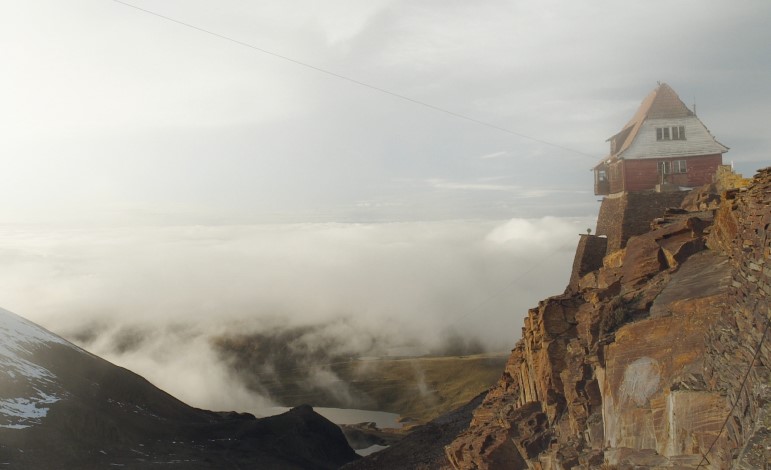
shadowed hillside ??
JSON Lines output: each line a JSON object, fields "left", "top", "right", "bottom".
{"left": 213, "top": 329, "right": 507, "bottom": 423}
{"left": 0, "top": 308, "right": 358, "bottom": 469}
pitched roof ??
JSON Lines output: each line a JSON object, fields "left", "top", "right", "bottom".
{"left": 607, "top": 83, "right": 694, "bottom": 158}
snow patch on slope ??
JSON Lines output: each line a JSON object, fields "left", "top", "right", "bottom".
{"left": 0, "top": 307, "right": 75, "bottom": 428}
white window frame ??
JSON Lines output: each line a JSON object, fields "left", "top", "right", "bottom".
{"left": 657, "top": 126, "right": 686, "bottom": 141}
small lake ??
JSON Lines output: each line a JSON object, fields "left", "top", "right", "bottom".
{"left": 264, "top": 406, "right": 402, "bottom": 429}
{"left": 356, "top": 444, "right": 388, "bottom": 457}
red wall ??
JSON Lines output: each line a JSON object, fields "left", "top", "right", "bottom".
{"left": 684, "top": 154, "right": 724, "bottom": 186}
{"left": 609, "top": 160, "right": 625, "bottom": 194}
{"left": 622, "top": 154, "right": 722, "bottom": 192}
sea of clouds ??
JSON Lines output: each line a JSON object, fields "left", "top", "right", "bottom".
{"left": 0, "top": 216, "right": 594, "bottom": 414}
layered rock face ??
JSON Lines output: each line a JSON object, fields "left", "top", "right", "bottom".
{"left": 703, "top": 169, "right": 771, "bottom": 469}
{"left": 446, "top": 168, "right": 771, "bottom": 469}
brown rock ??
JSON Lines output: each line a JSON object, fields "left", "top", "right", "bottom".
{"left": 446, "top": 168, "right": 771, "bottom": 470}
{"left": 620, "top": 235, "right": 665, "bottom": 286}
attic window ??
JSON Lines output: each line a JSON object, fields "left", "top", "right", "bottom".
{"left": 656, "top": 126, "right": 686, "bottom": 141}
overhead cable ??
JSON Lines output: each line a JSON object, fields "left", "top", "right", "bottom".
{"left": 111, "top": 0, "right": 598, "bottom": 160}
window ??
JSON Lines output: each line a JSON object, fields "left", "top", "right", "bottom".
{"left": 656, "top": 126, "right": 686, "bottom": 141}
{"left": 657, "top": 160, "right": 687, "bottom": 174}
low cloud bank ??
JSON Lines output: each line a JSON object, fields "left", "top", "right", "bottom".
{"left": 0, "top": 217, "right": 594, "bottom": 413}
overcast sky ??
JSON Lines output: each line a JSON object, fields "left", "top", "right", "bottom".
{"left": 2, "top": 0, "right": 769, "bottom": 225}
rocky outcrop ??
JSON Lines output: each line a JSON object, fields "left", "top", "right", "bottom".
{"left": 703, "top": 168, "right": 771, "bottom": 469}
{"left": 343, "top": 392, "right": 487, "bottom": 470}
{"left": 446, "top": 168, "right": 771, "bottom": 469}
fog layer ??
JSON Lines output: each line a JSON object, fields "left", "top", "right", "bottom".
{"left": 0, "top": 217, "right": 592, "bottom": 413}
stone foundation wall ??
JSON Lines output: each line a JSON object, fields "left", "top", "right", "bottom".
{"left": 596, "top": 191, "right": 688, "bottom": 254}
{"left": 566, "top": 234, "right": 608, "bottom": 293}
{"left": 595, "top": 193, "right": 625, "bottom": 252}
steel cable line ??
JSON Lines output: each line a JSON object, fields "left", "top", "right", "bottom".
{"left": 110, "top": 0, "right": 598, "bottom": 160}
{"left": 106, "top": 0, "right": 596, "bottom": 403}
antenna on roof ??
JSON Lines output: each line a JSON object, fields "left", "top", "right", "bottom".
{"left": 693, "top": 95, "right": 697, "bottom": 115}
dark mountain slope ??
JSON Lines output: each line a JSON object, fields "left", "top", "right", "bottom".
{"left": 0, "top": 307, "right": 358, "bottom": 469}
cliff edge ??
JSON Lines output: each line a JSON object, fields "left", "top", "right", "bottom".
{"left": 446, "top": 167, "right": 771, "bottom": 469}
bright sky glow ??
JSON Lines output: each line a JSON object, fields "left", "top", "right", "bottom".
{"left": 1, "top": 0, "right": 768, "bottom": 225}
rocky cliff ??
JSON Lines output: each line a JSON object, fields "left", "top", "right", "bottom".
{"left": 445, "top": 167, "right": 771, "bottom": 469}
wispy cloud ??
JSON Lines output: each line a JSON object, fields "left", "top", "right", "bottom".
{"left": 425, "top": 179, "right": 590, "bottom": 199}
{"left": 427, "top": 179, "right": 521, "bottom": 193}
{"left": 477, "top": 151, "right": 509, "bottom": 160}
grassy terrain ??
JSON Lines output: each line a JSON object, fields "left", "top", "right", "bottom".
{"left": 334, "top": 353, "right": 507, "bottom": 423}
{"left": 214, "top": 330, "right": 508, "bottom": 424}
